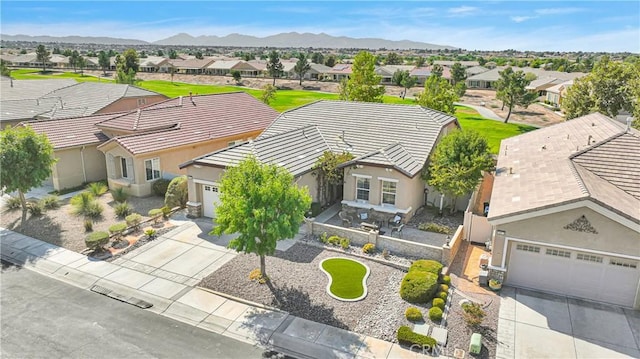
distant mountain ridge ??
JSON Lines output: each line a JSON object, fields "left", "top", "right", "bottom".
{"left": 1, "top": 32, "right": 455, "bottom": 50}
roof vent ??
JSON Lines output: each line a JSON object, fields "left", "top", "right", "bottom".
{"left": 626, "top": 117, "right": 633, "bottom": 132}
{"left": 587, "top": 135, "right": 593, "bottom": 146}
{"left": 179, "top": 96, "right": 183, "bottom": 106}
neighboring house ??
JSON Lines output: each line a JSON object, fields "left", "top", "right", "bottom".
{"left": 180, "top": 100, "right": 460, "bottom": 220}
{"left": 466, "top": 67, "right": 586, "bottom": 90}
{"left": 171, "top": 58, "right": 216, "bottom": 75}
{"left": 138, "top": 56, "right": 167, "bottom": 72}
{"left": 308, "top": 63, "right": 332, "bottom": 80}
{"left": 96, "top": 92, "right": 279, "bottom": 197}
{"left": 487, "top": 113, "right": 640, "bottom": 309}
{"left": 49, "top": 54, "right": 70, "bottom": 69}
{"left": 545, "top": 80, "right": 574, "bottom": 107}
{"left": 434, "top": 60, "right": 480, "bottom": 67}
{"left": 525, "top": 76, "right": 565, "bottom": 96}
{"left": 410, "top": 67, "right": 431, "bottom": 85}
{"left": 465, "top": 65, "right": 489, "bottom": 77}
{"left": 206, "top": 60, "right": 259, "bottom": 77}
{"left": 328, "top": 64, "right": 352, "bottom": 81}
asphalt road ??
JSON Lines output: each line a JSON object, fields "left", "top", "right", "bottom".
{"left": 0, "top": 261, "right": 266, "bottom": 359}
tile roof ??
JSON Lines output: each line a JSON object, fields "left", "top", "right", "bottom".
{"left": 310, "top": 63, "right": 332, "bottom": 73}
{"left": 20, "top": 112, "right": 118, "bottom": 149}
{"left": 0, "top": 79, "right": 77, "bottom": 101}
{"left": 546, "top": 80, "right": 573, "bottom": 94}
{"left": 467, "top": 67, "right": 587, "bottom": 82}
{"left": 488, "top": 113, "right": 639, "bottom": 224}
{"left": 171, "top": 58, "right": 216, "bottom": 69}
{"left": 525, "top": 76, "right": 559, "bottom": 90}
{"left": 1, "top": 97, "right": 62, "bottom": 122}
{"left": 328, "top": 64, "right": 352, "bottom": 74}
{"left": 207, "top": 60, "right": 243, "bottom": 70}
{"left": 98, "top": 92, "right": 279, "bottom": 155}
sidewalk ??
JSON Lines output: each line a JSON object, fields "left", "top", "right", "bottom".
{"left": 0, "top": 223, "right": 434, "bottom": 359}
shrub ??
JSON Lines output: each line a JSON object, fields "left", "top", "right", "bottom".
{"left": 144, "top": 228, "right": 157, "bottom": 238}
{"left": 382, "top": 248, "right": 390, "bottom": 259}
{"left": 85, "top": 201, "right": 104, "bottom": 219}
{"left": 462, "top": 302, "right": 486, "bottom": 328}
{"left": 340, "top": 237, "right": 350, "bottom": 249}
{"left": 428, "top": 307, "right": 443, "bottom": 322}
{"left": 400, "top": 271, "right": 439, "bottom": 303}
{"left": 84, "top": 219, "right": 93, "bottom": 232}
{"left": 125, "top": 213, "right": 142, "bottom": 230}
{"left": 70, "top": 191, "right": 95, "bottom": 216}
{"left": 409, "top": 260, "right": 444, "bottom": 276}
{"left": 328, "top": 235, "right": 341, "bottom": 246}
{"left": 432, "top": 298, "right": 445, "bottom": 310}
{"left": 85, "top": 231, "right": 109, "bottom": 251}
{"left": 148, "top": 208, "right": 163, "bottom": 223}
{"left": 319, "top": 232, "right": 328, "bottom": 244}
{"left": 362, "top": 243, "right": 376, "bottom": 254}
{"left": 439, "top": 284, "right": 449, "bottom": 293}
{"left": 418, "top": 222, "right": 451, "bottom": 234}
{"left": 164, "top": 175, "right": 188, "bottom": 209}
{"left": 111, "top": 187, "right": 129, "bottom": 203}
{"left": 114, "top": 201, "right": 133, "bottom": 218}
{"left": 108, "top": 222, "right": 127, "bottom": 239}
{"left": 248, "top": 268, "right": 269, "bottom": 284}
{"left": 405, "top": 307, "right": 423, "bottom": 322}
{"left": 87, "top": 182, "right": 108, "bottom": 197}
{"left": 397, "top": 326, "right": 437, "bottom": 349}
{"left": 161, "top": 205, "right": 172, "bottom": 219}
{"left": 41, "top": 195, "right": 60, "bottom": 209}
{"left": 28, "top": 201, "right": 44, "bottom": 216}
{"left": 309, "top": 202, "right": 322, "bottom": 217}
{"left": 441, "top": 275, "right": 451, "bottom": 286}
{"left": 4, "top": 196, "right": 22, "bottom": 210}
{"left": 437, "top": 291, "right": 448, "bottom": 302}
{"left": 152, "top": 179, "right": 171, "bottom": 197}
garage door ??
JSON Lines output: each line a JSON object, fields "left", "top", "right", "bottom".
{"left": 202, "top": 184, "right": 220, "bottom": 218}
{"left": 506, "top": 242, "right": 640, "bottom": 307}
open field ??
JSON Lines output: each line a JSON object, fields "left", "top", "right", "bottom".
{"left": 10, "top": 68, "right": 113, "bottom": 82}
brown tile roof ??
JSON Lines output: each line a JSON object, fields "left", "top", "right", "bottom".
{"left": 20, "top": 113, "right": 118, "bottom": 149}
{"left": 98, "top": 92, "right": 278, "bottom": 155}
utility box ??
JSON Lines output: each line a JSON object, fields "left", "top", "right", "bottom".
{"left": 469, "top": 333, "right": 482, "bottom": 354}
{"left": 479, "top": 270, "right": 489, "bottom": 286}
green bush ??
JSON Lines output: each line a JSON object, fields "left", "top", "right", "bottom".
{"left": 397, "top": 326, "right": 437, "bottom": 349}
{"left": 144, "top": 228, "right": 157, "bottom": 238}
{"left": 41, "top": 195, "right": 60, "bottom": 209}
{"left": 328, "top": 235, "right": 341, "bottom": 246}
{"left": 437, "top": 291, "right": 448, "bottom": 302}
{"left": 85, "top": 201, "right": 104, "bottom": 219}
{"left": 152, "top": 179, "right": 171, "bottom": 197}
{"left": 161, "top": 205, "right": 172, "bottom": 219}
{"left": 87, "top": 182, "right": 108, "bottom": 197}
{"left": 441, "top": 275, "right": 451, "bottom": 285}
{"left": 85, "top": 231, "right": 109, "bottom": 251}
{"left": 405, "top": 307, "right": 423, "bottom": 322}
{"left": 108, "top": 222, "right": 127, "bottom": 239}
{"left": 418, "top": 222, "right": 451, "bottom": 234}
{"left": 125, "top": 213, "right": 142, "bottom": 230}
{"left": 164, "top": 175, "right": 188, "bottom": 209}
{"left": 309, "top": 202, "right": 322, "bottom": 217}
{"left": 439, "top": 284, "right": 449, "bottom": 293}
{"left": 28, "top": 201, "right": 44, "bottom": 216}
{"left": 111, "top": 187, "right": 129, "bottom": 203}
{"left": 409, "top": 260, "right": 444, "bottom": 276}
{"left": 400, "top": 271, "right": 439, "bottom": 303}
{"left": 4, "top": 196, "right": 22, "bottom": 210}
{"left": 462, "top": 302, "right": 486, "bottom": 328}
{"left": 70, "top": 191, "right": 95, "bottom": 216}
{"left": 340, "top": 237, "right": 350, "bottom": 249}
{"left": 84, "top": 219, "right": 93, "bottom": 232}
{"left": 319, "top": 232, "right": 328, "bottom": 244}
{"left": 432, "top": 298, "right": 445, "bottom": 310}
{"left": 148, "top": 208, "right": 163, "bottom": 223}
{"left": 114, "top": 201, "right": 133, "bottom": 218}
{"left": 363, "top": 243, "right": 376, "bottom": 254}
{"left": 428, "top": 307, "right": 443, "bottom": 322}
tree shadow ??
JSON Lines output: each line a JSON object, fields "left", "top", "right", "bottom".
{"left": 5, "top": 214, "right": 64, "bottom": 248}
{"left": 274, "top": 243, "right": 323, "bottom": 264}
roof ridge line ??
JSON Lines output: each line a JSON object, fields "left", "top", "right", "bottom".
{"left": 569, "top": 130, "right": 627, "bottom": 159}
{"left": 568, "top": 162, "right": 591, "bottom": 197}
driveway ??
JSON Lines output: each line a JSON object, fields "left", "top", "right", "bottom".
{"left": 498, "top": 287, "right": 640, "bottom": 358}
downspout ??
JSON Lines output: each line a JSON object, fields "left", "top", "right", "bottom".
{"left": 80, "top": 146, "right": 87, "bottom": 183}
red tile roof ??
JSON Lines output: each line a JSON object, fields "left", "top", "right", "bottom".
{"left": 20, "top": 113, "right": 119, "bottom": 149}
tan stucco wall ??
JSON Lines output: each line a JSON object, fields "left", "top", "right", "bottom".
{"left": 51, "top": 146, "right": 106, "bottom": 190}
{"left": 97, "top": 95, "right": 167, "bottom": 114}
{"left": 295, "top": 172, "right": 318, "bottom": 203}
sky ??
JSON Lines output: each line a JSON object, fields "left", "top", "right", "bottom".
{"left": 1, "top": 1, "right": 639, "bottom": 52}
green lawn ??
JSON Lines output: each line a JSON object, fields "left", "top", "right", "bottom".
{"left": 321, "top": 258, "right": 368, "bottom": 300}
{"left": 10, "top": 69, "right": 113, "bottom": 82}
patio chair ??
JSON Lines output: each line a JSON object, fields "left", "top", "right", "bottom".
{"left": 338, "top": 211, "right": 353, "bottom": 227}
{"left": 390, "top": 223, "right": 404, "bottom": 238}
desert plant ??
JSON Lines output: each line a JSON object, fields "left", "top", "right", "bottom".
{"left": 108, "top": 222, "right": 127, "bottom": 240}
{"left": 87, "top": 182, "right": 108, "bottom": 197}
{"left": 114, "top": 201, "right": 133, "bottom": 218}
{"left": 437, "top": 291, "right": 448, "bottom": 302}
{"left": 382, "top": 248, "right": 390, "bottom": 259}
{"left": 148, "top": 208, "right": 163, "bottom": 224}
{"left": 111, "top": 187, "right": 129, "bottom": 203}
{"left": 432, "top": 298, "right": 445, "bottom": 310}
{"left": 405, "top": 307, "right": 423, "bottom": 322}
{"left": 428, "top": 307, "right": 443, "bottom": 322}
{"left": 161, "top": 205, "right": 172, "bottom": 219}
{"left": 144, "top": 228, "right": 157, "bottom": 238}
{"left": 328, "top": 235, "right": 341, "bottom": 246}
{"left": 397, "top": 326, "right": 437, "bottom": 349}
{"left": 125, "top": 213, "right": 142, "bottom": 231}
{"left": 85, "top": 231, "right": 109, "bottom": 252}
{"left": 439, "top": 284, "right": 449, "bottom": 293}
{"left": 400, "top": 271, "right": 439, "bottom": 303}
{"left": 70, "top": 191, "right": 95, "bottom": 216}
{"left": 409, "top": 260, "right": 444, "bottom": 276}
{"left": 85, "top": 201, "right": 104, "bottom": 219}
{"left": 248, "top": 268, "right": 269, "bottom": 284}
{"left": 340, "top": 237, "right": 350, "bottom": 249}
{"left": 363, "top": 243, "right": 376, "bottom": 254}
{"left": 164, "top": 175, "right": 188, "bottom": 208}
{"left": 418, "top": 222, "right": 451, "bottom": 234}
{"left": 41, "top": 195, "right": 60, "bottom": 209}
{"left": 27, "top": 201, "right": 44, "bottom": 216}
{"left": 462, "top": 302, "right": 486, "bottom": 328}
{"left": 319, "top": 232, "right": 328, "bottom": 244}
{"left": 441, "top": 275, "right": 451, "bottom": 286}
{"left": 4, "top": 196, "right": 22, "bottom": 210}
{"left": 152, "top": 178, "right": 171, "bottom": 197}
{"left": 84, "top": 219, "right": 93, "bottom": 232}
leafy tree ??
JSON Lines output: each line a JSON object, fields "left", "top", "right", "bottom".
{"left": 86, "top": 50, "right": 96, "bottom": 57}
{"left": 451, "top": 62, "right": 466, "bottom": 85}
{"left": 19, "top": 49, "right": 27, "bottom": 55}
{"left": 312, "top": 151, "right": 354, "bottom": 205}
{"left": 392, "top": 70, "right": 416, "bottom": 99}
{"left": 242, "top": 52, "right": 255, "bottom": 61}
{"left": 107, "top": 49, "right": 117, "bottom": 57}
{"left": 293, "top": 53, "right": 311, "bottom": 85}
{"left": 231, "top": 70, "right": 242, "bottom": 84}
{"left": 1, "top": 60, "right": 11, "bottom": 77}
{"left": 156, "top": 49, "right": 164, "bottom": 57}
{"left": 385, "top": 52, "right": 403, "bottom": 65}
{"left": 36, "top": 45, "right": 50, "bottom": 72}
{"left": 165, "top": 175, "right": 188, "bottom": 209}
{"left": 115, "top": 49, "right": 139, "bottom": 84}
{"left": 494, "top": 67, "right": 537, "bottom": 123}
{"left": 139, "top": 50, "right": 147, "bottom": 59}
{"left": 52, "top": 47, "right": 61, "bottom": 54}
{"left": 324, "top": 55, "right": 336, "bottom": 68}
{"left": 0, "top": 126, "right": 57, "bottom": 222}
{"left": 168, "top": 64, "right": 177, "bottom": 83}
{"left": 98, "top": 50, "right": 110, "bottom": 75}
{"left": 416, "top": 75, "right": 459, "bottom": 115}
{"left": 415, "top": 56, "right": 426, "bottom": 67}
{"left": 69, "top": 50, "right": 80, "bottom": 72}
{"left": 267, "top": 50, "right": 283, "bottom": 86}
{"left": 260, "top": 84, "right": 277, "bottom": 105}
{"left": 210, "top": 156, "right": 311, "bottom": 278}
{"left": 430, "top": 64, "right": 444, "bottom": 78}
{"left": 120, "top": 48, "right": 139, "bottom": 73}
{"left": 62, "top": 49, "right": 72, "bottom": 57}
{"left": 76, "top": 56, "right": 86, "bottom": 75}
{"left": 311, "top": 52, "right": 324, "bottom": 64}
{"left": 339, "top": 50, "right": 385, "bottom": 103}
{"left": 195, "top": 51, "right": 203, "bottom": 59}
{"left": 423, "top": 130, "right": 493, "bottom": 214}
{"left": 455, "top": 82, "right": 467, "bottom": 98}
{"left": 169, "top": 49, "right": 178, "bottom": 59}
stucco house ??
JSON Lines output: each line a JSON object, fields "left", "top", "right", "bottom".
{"left": 467, "top": 67, "right": 585, "bottom": 90}
{"left": 180, "top": 100, "right": 459, "bottom": 220}
{"left": 96, "top": 92, "right": 279, "bottom": 197}
{"left": 545, "top": 80, "right": 574, "bottom": 107}
{"left": 487, "top": 113, "right": 640, "bottom": 309}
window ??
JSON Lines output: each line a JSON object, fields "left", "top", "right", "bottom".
{"left": 516, "top": 244, "right": 540, "bottom": 253}
{"left": 145, "top": 158, "right": 161, "bottom": 181}
{"left": 121, "top": 157, "right": 128, "bottom": 179}
{"left": 545, "top": 248, "right": 571, "bottom": 258}
{"left": 381, "top": 180, "right": 397, "bottom": 206}
{"left": 137, "top": 98, "right": 147, "bottom": 106}
{"left": 576, "top": 253, "right": 603, "bottom": 263}
{"left": 356, "top": 177, "right": 370, "bottom": 202}
{"left": 610, "top": 259, "right": 638, "bottom": 269}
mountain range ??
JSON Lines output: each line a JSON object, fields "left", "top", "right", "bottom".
{"left": 0, "top": 32, "right": 455, "bottom": 50}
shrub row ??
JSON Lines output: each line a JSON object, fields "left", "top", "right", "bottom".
{"left": 418, "top": 222, "right": 451, "bottom": 234}
{"left": 409, "top": 260, "right": 443, "bottom": 276}
{"left": 397, "top": 326, "right": 437, "bottom": 349}
{"left": 320, "top": 233, "right": 350, "bottom": 249}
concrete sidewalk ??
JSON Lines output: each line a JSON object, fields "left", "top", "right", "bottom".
{"left": 0, "top": 223, "right": 434, "bottom": 359}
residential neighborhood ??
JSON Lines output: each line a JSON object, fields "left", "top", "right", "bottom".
{"left": 1, "top": 2, "right": 639, "bottom": 359}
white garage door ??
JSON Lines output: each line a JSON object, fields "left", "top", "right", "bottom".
{"left": 506, "top": 242, "right": 640, "bottom": 307}
{"left": 202, "top": 184, "right": 221, "bottom": 218}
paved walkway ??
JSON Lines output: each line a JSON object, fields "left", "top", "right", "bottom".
{"left": 0, "top": 221, "right": 436, "bottom": 359}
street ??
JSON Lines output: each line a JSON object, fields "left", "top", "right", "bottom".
{"left": 0, "top": 261, "right": 266, "bottom": 359}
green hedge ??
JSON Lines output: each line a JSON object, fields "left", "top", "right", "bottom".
{"left": 400, "top": 271, "right": 439, "bottom": 303}
{"left": 405, "top": 307, "right": 423, "bottom": 322}
{"left": 108, "top": 222, "right": 127, "bottom": 235}
{"left": 152, "top": 179, "right": 171, "bottom": 197}
{"left": 428, "top": 307, "right": 443, "bottom": 322}
{"left": 441, "top": 275, "right": 451, "bottom": 285}
{"left": 85, "top": 231, "right": 109, "bottom": 250}
{"left": 397, "top": 326, "right": 437, "bottom": 349}
{"left": 437, "top": 291, "right": 448, "bottom": 302}
{"left": 409, "top": 260, "right": 444, "bottom": 276}
{"left": 432, "top": 298, "right": 445, "bottom": 310}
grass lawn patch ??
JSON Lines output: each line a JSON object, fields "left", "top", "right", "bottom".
{"left": 320, "top": 257, "right": 369, "bottom": 301}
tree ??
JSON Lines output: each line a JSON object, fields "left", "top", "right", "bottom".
{"left": 392, "top": 70, "right": 416, "bottom": 99}
{"left": 312, "top": 151, "right": 354, "bottom": 205}
{"left": 423, "top": 130, "right": 493, "bottom": 214}
{"left": 0, "top": 126, "right": 57, "bottom": 222}
{"left": 415, "top": 75, "right": 459, "bottom": 115}
{"left": 260, "top": 84, "right": 277, "bottom": 105}
{"left": 430, "top": 64, "right": 444, "bottom": 78}
{"left": 210, "top": 156, "right": 311, "bottom": 278}
{"left": 98, "top": 50, "right": 110, "bottom": 75}
{"left": 168, "top": 64, "right": 177, "bottom": 84}
{"left": 69, "top": 50, "right": 80, "bottom": 72}
{"left": 195, "top": 51, "right": 203, "bottom": 60}
{"left": 156, "top": 49, "right": 164, "bottom": 57}
{"left": 455, "top": 82, "right": 467, "bottom": 98}
{"left": 339, "top": 51, "right": 385, "bottom": 103}
{"left": 1, "top": 60, "right": 11, "bottom": 78}
{"left": 242, "top": 52, "right": 255, "bottom": 61}
{"left": 52, "top": 47, "right": 61, "bottom": 54}
{"left": 494, "top": 67, "right": 538, "bottom": 122}
{"left": 415, "top": 56, "right": 426, "bottom": 67}
{"left": 311, "top": 52, "right": 324, "bottom": 64}
{"left": 231, "top": 70, "right": 242, "bottom": 84}
{"left": 451, "top": 62, "right": 466, "bottom": 85}
{"left": 36, "top": 45, "right": 50, "bottom": 72}
{"left": 169, "top": 49, "right": 178, "bottom": 59}
{"left": 76, "top": 56, "right": 86, "bottom": 75}
{"left": 62, "top": 49, "right": 72, "bottom": 57}
{"left": 293, "top": 53, "right": 311, "bottom": 85}
{"left": 267, "top": 50, "right": 283, "bottom": 86}
{"left": 164, "top": 175, "right": 188, "bottom": 208}
{"left": 324, "top": 55, "right": 336, "bottom": 68}
{"left": 115, "top": 49, "right": 139, "bottom": 84}
{"left": 385, "top": 52, "right": 403, "bottom": 65}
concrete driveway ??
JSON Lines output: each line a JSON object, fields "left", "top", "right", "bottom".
{"left": 498, "top": 287, "right": 640, "bottom": 359}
